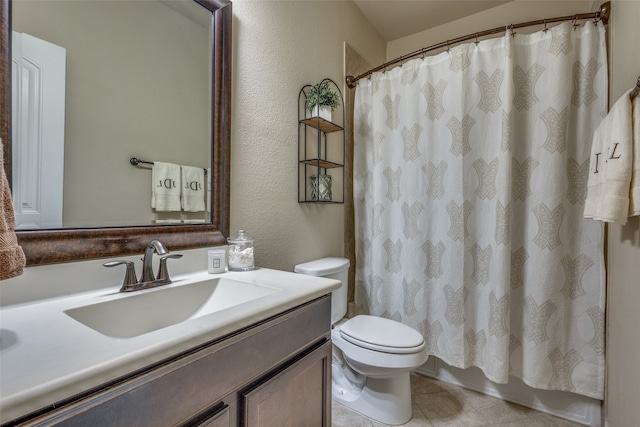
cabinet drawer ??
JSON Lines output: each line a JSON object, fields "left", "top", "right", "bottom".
{"left": 199, "top": 407, "right": 229, "bottom": 427}
{"left": 181, "top": 402, "right": 230, "bottom": 427}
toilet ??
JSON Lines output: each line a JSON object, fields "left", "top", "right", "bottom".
{"left": 294, "top": 257, "right": 428, "bottom": 425}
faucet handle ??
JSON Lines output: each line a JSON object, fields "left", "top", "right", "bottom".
{"left": 103, "top": 260, "right": 139, "bottom": 292}
{"left": 157, "top": 254, "right": 183, "bottom": 284}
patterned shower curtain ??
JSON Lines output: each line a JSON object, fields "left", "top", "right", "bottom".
{"left": 353, "top": 21, "right": 607, "bottom": 399}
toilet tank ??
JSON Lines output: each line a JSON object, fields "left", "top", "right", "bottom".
{"left": 294, "top": 257, "right": 350, "bottom": 325}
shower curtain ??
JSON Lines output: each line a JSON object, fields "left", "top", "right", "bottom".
{"left": 353, "top": 21, "right": 607, "bottom": 399}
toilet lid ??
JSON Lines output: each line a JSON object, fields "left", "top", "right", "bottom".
{"left": 339, "top": 315, "right": 425, "bottom": 354}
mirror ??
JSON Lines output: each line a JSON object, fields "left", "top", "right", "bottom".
{"left": 12, "top": 0, "right": 213, "bottom": 229}
{"left": 0, "top": 0, "right": 231, "bottom": 265}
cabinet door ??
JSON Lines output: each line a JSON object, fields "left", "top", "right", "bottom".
{"left": 243, "top": 341, "right": 331, "bottom": 427}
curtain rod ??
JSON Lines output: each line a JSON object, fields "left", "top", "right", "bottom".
{"left": 346, "top": 1, "right": 611, "bottom": 89}
{"left": 631, "top": 76, "right": 640, "bottom": 101}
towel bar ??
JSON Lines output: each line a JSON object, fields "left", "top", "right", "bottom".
{"left": 130, "top": 157, "right": 207, "bottom": 175}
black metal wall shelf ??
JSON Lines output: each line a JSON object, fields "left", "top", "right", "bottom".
{"left": 297, "top": 79, "right": 345, "bottom": 204}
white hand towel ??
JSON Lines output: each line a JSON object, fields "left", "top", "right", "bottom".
{"left": 584, "top": 89, "right": 633, "bottom": 224}
{"left": 181, "top": 165, "right": 205, "bottom": 212}
{"left": 152, "top": 162, "right": 181, "bottom": 212}
{"left": 630, "top": 96, "right": 640, "bottom": 216}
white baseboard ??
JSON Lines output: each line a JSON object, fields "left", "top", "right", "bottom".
{"left": 415, "top": 357, "right": 603, "bottom": 427}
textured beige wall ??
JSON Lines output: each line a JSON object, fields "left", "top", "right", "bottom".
{"left": 230, "top": 0, "right": 385, "bottom": 272}
{"left": 605, "top": 1, "right": 640, "bottom": 425}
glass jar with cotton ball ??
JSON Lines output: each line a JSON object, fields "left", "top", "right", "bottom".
{"left": 227, "top": 230, "right": 255, "bottom": 271}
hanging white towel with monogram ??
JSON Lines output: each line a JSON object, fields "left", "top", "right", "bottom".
{"left": 152, "top": 162, "right": 181, "bottom": 212}
{"left": 584, "top": 90, "right": 637, "bottom": 224}
{"left": 181, "top": 165, "right": 205, "bottom": 212}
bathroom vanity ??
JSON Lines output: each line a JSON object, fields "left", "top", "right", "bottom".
{"left": 0, "top": 257, "right": 340, "bottom": 427}
{"left": 13, "top": 297, "right": 331, "bottom": 427}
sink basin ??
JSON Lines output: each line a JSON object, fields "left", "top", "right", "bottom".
{"left": 64, "top": 277, "right": 280, "bottom": 338}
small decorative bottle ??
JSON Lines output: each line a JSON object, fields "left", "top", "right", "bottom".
{"left": 227, "top": 230, "right": 255, "bottom": 271}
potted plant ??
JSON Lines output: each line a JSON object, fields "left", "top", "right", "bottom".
{"left": 306, "top": 80, "right": 340, "bottom": 122}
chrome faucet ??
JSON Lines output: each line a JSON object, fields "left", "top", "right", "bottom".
{"left": 103, "top": 239, "right": 182, "bottom": 292}
{"left": 140, "top": 239, "right": 169, "bottom": 285}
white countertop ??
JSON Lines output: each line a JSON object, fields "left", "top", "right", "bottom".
{"left": 0, "top": 267, "right": 340, "bottom": 423}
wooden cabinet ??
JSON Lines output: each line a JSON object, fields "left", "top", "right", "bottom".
{"left": 182, "top": 402, "right": 230, "bottom": 427}
{"left": 243, "top": 342, "right": 331, "bottom": 426}
{"left": 12, "top": 296, "right": 332, "bottom": 427}
{"left": 197, "top": 407, "right": 229, "bottom": 427}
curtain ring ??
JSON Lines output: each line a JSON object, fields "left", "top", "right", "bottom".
{"left": 475, "top": 33, "right": 479, "bottom": 45}
{"left": 509, "top": 24, "right": 516, "bottom": 37}
{"left": 446, "top": 40, "right": 450, "bottom": 52}
{"left": 573, "top": 14, "right": 580, "bottom": 29}
{"left": 543, "top": 19, "right": 548, "bottom": 32}
{"left": 421, "top": 48, "right": 426, "bottom": 59}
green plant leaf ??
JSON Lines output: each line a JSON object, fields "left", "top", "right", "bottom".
{"left": 306, "top": 81, "right": 341, "bottom": 111}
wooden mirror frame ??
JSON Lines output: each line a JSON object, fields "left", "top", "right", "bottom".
{"left": 0, "top": 0, "right": 231, "bottom": 265}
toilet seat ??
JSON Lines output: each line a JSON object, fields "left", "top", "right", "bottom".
{"left": 340, "top": 315, "right": 425, "bottom": 354}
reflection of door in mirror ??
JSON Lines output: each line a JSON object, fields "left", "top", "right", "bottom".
{"left": 12, "top": 32, "right": 66, "bottom": 230}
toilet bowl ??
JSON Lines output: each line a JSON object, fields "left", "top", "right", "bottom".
{"left": 294, "top": 258, "right": 428, "bottom": 425}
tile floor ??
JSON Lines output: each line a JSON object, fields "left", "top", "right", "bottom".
{"left": 332, "top": 373, "right": 584, "bottom": 427}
